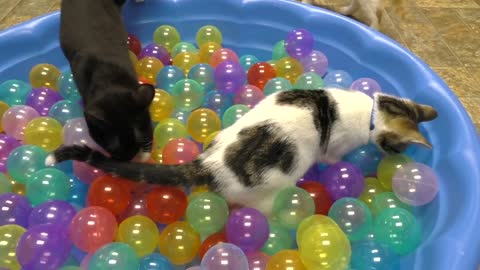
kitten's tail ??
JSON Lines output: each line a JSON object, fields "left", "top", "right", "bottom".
{"left": 45, "top": 145, "right": 213, "bottom": 187}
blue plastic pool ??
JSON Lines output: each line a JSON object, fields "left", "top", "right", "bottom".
{"left": 0, "top": 0, "right": 479, "bottom": 269}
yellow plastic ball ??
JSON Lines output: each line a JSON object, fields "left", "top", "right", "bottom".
{"left": 117, "top": 215, "right": 159, "bottom": 257}
{"left": 203, "top": 131, "right": 219, "bottom": 150}
{"left": 198, "top": 42, "right": 222, "bottom": 63}
{"left": 0, "top": 224, "right": 26, "bottom": 270}
{"left": 29, "top": 63, "right": 62, "bottom": 91}
{"left": 135, "top": 57, "right": 164, "bottom": 84}
{"left": 296, "top": 215, "right": 337, "bottom": 246}
{"left": 158, "top": 221, "right": 201, "bottom": 265}
{"left": 24, "top": 117, "right": 63, "bottom": 152}
{"left": 187, "top": 108, "right": 221, "bottom": 143}
{"left": 275, "top": 57, "right": 303, "bottom": 83}
{"left": 196, "top": 25, "right": 223, "bottom": 47}
{"left": 173, "top": 52, "right": 201, "bottom": 75}
{"left": 149, "top": 89, "right": 175, "bottom": 122}
{"left": 377, "top": 154, "right": 412, "bottom": 190}
{"left": 129, "top": 50, "right": 138, "bottom": 66}
{"left": 0, "top": 101, "right": 10, "bottom": 132}
{"left": 298, "top": 224, "right": 351, "bottom": 270}
{"left": 358, "top": 177, "right": 387, "bottom": 209}
{"left": 187, "top": 185, "right": 210, "bottom": 202}
{"left": 153, "top": 25, "right": 181, "bottom": 52}
{"left": 150, "top": 148, "right": 164, "bottom": 164}
{"left": 153, "top": 118, "right": 188, "bottom": 151}
{"left": 266, "top": 250, "right": 306, "bottom": 270}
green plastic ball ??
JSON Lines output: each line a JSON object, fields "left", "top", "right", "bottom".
{"left": 263, "top": 77, "right": 292, "bottom": 96}
{"left": 222, "top": 104, "right": 250, "bottom": 128}
{"left": 261, "top": 220, "right": 294, "bottom": 256}
{"left": 196, "top": 25, "right": 223, "bottom": 47}
{"left": 294, "top": 72, "right": 324, "bottom": 89}
{"left": 377, "top": 154, "right": 412, "bottom": 190}
{"left": 6, "top": 145, "right": 48, "bottom": 184}
{"left": 171, "top": 42, "right": 198, "bottom": 59}
{"left": 328, "top": 197, "right": 373, "bottom": 241}
{"left": 371, "top": 192, "right": 412, "bottom": 216}
{"left": 171, "top": 79, "right": 205, "bottom": 112}
{"left": 240, "top": 55, "right": 260, "bottom": 71}
{"left": 272, "top": 40, "right": 288, "bottom": 60}
{"left": 26, "top": 168, "right": 70, "bottom": 206}
{"left": 272, "top": 186, "right": 315, "bottom": 229}
{"left": 186, "top": 192, "right": 229, "bottom": 237}
{"left": 89, "top": 242, "right": 139, "bottom": 270}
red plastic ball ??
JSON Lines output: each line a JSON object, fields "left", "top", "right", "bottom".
{"left": 146, "top": 186, "right": 188, "bottom": 224}
{"left": 247, "top": 62, "right": 277, "bottom": 89}
{"left": 298, "top": 180, "right": 333, "bottom": 215}
{"left": 127, "top": 34, "right": 142, "bottom": 56}
{"left": 87, "top": 175, "right": 132, "bottom": 215}
{"left": 162, "top": 138, "right": 200, "bottom": 165}
{"left": 199, "top": 231, "right": 228, "bottom": 259}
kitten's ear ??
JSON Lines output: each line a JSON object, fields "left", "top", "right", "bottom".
{"left": 134, "top": 84, "right": 155, "bottom": 108}
{"left": 415, "top": 104, "right": 438, "bottom": 122}
{"left": 404, "top": 130, "right": 432, "bottom": 148}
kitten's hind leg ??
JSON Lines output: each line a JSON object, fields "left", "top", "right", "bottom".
{"left": 338, "top": 0, "right": 360, "bottom": 16}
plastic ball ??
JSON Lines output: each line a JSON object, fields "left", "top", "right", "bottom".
{"left": 272, "top": 186, "right": 315, "bottom": 229}
{"left": 198, "top": 42, "right": 222, "bottom": 63}
{"left": 2, "top": 105, "right": 40, "bottom": 140}
{"left": 27, "top": 87, "right": 64, "bottom": 116}
{"left": 350, "top": 78, "right": 382, "bottom": 98}
{"left": 171, "top": 79, "right": 205, "bottom": 111}
{"left": 247, "top": 62, "right": 277, "bottom": 89}
{"left": 0, "top": 224, "right": 25, "bottom": 270}
{"left": 17, "top": 223, "right": 70, "bottom": 270}
{"left": 222, "top": 104, "right": 250, "bottom": 128}
{"left": 199, "top": 231, "right": 227, "bottom": 259}
{"left": 69, "top": 206, "right": 118, "bottom": 253}
{"left": 172, "top": 42, "right": 198, "bottom": 59}
{"left": 328, "top": 197, "right": 372, "bottom": 241}
{"left": 272, "top": 40, "right": 288, "bottom": 60}
{"left": 298, "top": 180, "right": 333, "bottom": 215}
{"left": 67, "top": 175, "right": 89, "bottom": 206}
{"left": 343, "top": 143, "right": 384, "bottom": 176}
{"left": 299, "top": 50, "right": 329, "bottom": 76}
{"left": 0, "top": 80, "right": 31, "bottom": 106}
{"left": 146, "top": 186, "right": 187, "bottom": 224}
{"left": 157, "top": 66, "right": 186, "bottom": 93}
{"left": 24, "top": 117, "right": 63, "bottom": 152}
{"left": 373, "top": 208, "right": 421, "bottom": 255}
{"left": 129, "top": 50, "right": 139, "bottom": 66}
{"left": 89, "top": 242, "right": 139, "bottom": 270}
{"left": 201, "top": 243, "right": 249, "bottom": 270}
{"left": 203, "top": 130, "right": 220, "bottom": 149}
{"left": 202, "top": 90, "right": 234, "bottom": 116}
{"left": 296, "top": 215, "right": 338, "bottom": 246}
{"left": 117, "top": 215, "right": 159, "bottom": 257}
{"left": 323, "top": 161, "right": 365, "bottom": 200}
{"left": 149, "top": 89, "right": 175, "bottom": 122}
{"left": 135, "top": 56, "right": 164, "bottom": 84}
{"left": 358, "top": 177, "right": 387, "bottom": 209}
{"left": 0, "top": 193, "right": 31, "bottom": 227}
{"left": 226, "top": 207, "right": 269, "bottom": 253}
{"left": 26, "top": 168, "right": 70, "bottom": 206}
{"left": 263, "top": 77, "right": 292, "bottom": 96}
{"left": 140, "top": 43, "right": 171, "bottom": 65}
{"left": 29, "top": 63, "right": 62, "bottom": 91}
{"left": 188, "top": 63, "right": 215, "bottom": 92}
{"left": 118, "top": 196, "right": 148, "bottom": 221}
{"left": 247, "top": 252, "right": 269, "bottom": 270}
{"left": 351, "top": 240, "right": 396, "bottom": 270}
{"left": 188, "top": 185, "right": 210, "bottom": 201}
{"left": 7, "top": 145, "right": 47, "bottom": 184}
{"left": 285, "top": 28, "right": 314, "bottom": 59}
{"left": 87, "top": 175, "right": 132, "bottom": 215}
{"left": 234, "top": 84, "right": 265, "bottom": 108}
{"left": 63, "top": 118, "right": 100, "bottom": 149}
{"left": 196, "top": 25, "right": 223, "bottom": 46}
{"left": 57, "top": 71, "right": 81, "bottom": 102}
{"left": 324, "top": 70, "right": 353, "bottom": 89}
{"left": 275, "top": 57, "right": 304, "bottom": 83}
{"left": 158, "top": 221, "right": 201, "bottom": 265}
{"left": 153, "top": 25, "right": 181, "bottom": 52}
{"left": 209, "top": 48, "right": 239, "bottom": 68}
{"left": 73, "top": 160, "right": 106, "bottom": 183}
{"left": 153, "top": 118, "right": 188, "bottom": 150}
{"left": 173, "top": 52, "right": 201, "bottom": 75}
{"left": 377, "top": 154, "right": 412, "bottom": 190}
{"left": 186, "top": 108, "right": 222, "bottom": 143}
{"left": 28, "top": 200, "right": 76, "bottom": 228}
{"left": 48, "top": 100, "right": 83, "bottom": 125}
{"left": 139, "top": 253, "right": 174, "bottom": 270}
{"left": 261, "top": 220, "right": 294, "bottom": 256}
{"left": 392, "top": 162, "right": 439, "bottom": 206}
{"left": 162, "top": 138, "right": 200, "bottom": 165}
{"left": 186, "top": 192, "right": 229, "bottom": 237}
{"left": 0, "top": 134, "right": 20, "bottom": 173}
{"left": 371, "top": 192, "right": 411, "bottom": 216}
{"left": 127, "top": 34, "right": 142, "bottom": 56}
{"left": 266, "top": 250, "right": 306, "bottom": 270}
{"left": 171, "top": 110, "right": 191, "bottom": 125}
{"left": 0, "top": 173, "right": 11, "bottom": 194}
{"left": 60, "top": 266, "right": 82, "bottom": 270}
{"left": 240, "top": 54, "right": 260, "bottom": 71}
{"left": 294, "top": 72, "right": 324, "bottom": 89}
{"left": 214, "top": 60, "right": 246, "bottom": 94}
{"left": 0, "top": 101, "right": 9, "bottom": 131}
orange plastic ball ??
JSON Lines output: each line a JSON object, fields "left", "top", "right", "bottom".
{"left": 135, "top": 56, "right": 164, "bottom": 84}
{"left": 87, "top": 175, "right": 132, "bottom": 216}
{"left": 29, "top": 63, "right": 62, "bottom": 90}
{"left": 158, "top": 221, "right": 201, "bottom": 265}
{"left": 149, "top": 89, "right": 175, "bottom": 122}
{"left": 146, "top": 186, "right": 187, "bottom": 224}
{"left": 198, "top": 42, "right": 222, "bottom": 63}
{"left": 275, "top": 57, "right": 304, "bottom": 83}
{"left": 209, "top": 48, "right": 239, "bottom": 68}
{"left": 266, "top": 250, "right": 307, "bottom": 270}
{"left": 173, "top": 52, "right": 201, "bottom": 75}
{"left": 248, "top": 62, "right": 277, "bottom": 89}
{"left": 187, "top": 108, "right": 221, "bottom": 143}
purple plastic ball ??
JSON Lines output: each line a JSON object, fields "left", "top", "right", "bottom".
{"left": 17, "top": 223, "right": 71, "bottom": 270}
{"left": 392, "top": 162, "right": 439, "bottom": 206}
{"left": 140, "top": 43, "right": 171, "bottom": 65}
{"left": 350, "top": 78, "right": 382, "bottom": 98}
{"left": 0, "top": 134, "right": 21, "bottom": 173}
{"left": 214, "top": 61, "right": 246, "bottom": 94}
{"left": 323, "top": 161, "right": 365, "bottom": 200}
{"left": 226, "top": 208, "right": 269, "bottom": 253}
{"left": 28, "top": 200, "right": 77, "bottom": 228}
{"left": 25, "top": 87, "right": 63, "bottom": 116}
{"left": 299, "top": 50, "right": 329, "bottom": 76}
{"left": 285, "top": 28, "right": 314, "bottom": 59}
{"left": 0, "top": 193, "right": 32, "bottom": 227}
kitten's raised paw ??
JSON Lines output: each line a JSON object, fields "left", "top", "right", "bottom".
{"left": 45, "top": 154, "right": 57, "bottom": 167}
{"left": 133, "top": 151, "right": 151, "bottom": 163}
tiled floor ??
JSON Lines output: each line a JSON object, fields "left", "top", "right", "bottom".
{"left": 0, "top": 0, "right": 479, "bottom": 132}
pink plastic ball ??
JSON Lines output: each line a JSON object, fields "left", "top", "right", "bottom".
{"left": 350, "top": 78, "right": 382, "bottom": 98}
{"left": 210, "top": 48, "right": 239, "bottom": 68}
{"left": 2, "top": 105, "right": 40, "bottom": 140}
{"left": 162, "top": 138, "right": 200, "bottom": 165}
{"left": 299, "top": 50, "right": 329, "bottom": 77}
{"left": 392, "top": 162, "right": 439, "bottom": 206}
{"left": 73, "top": 161, "right": 106, "bottom": 184}
{"left": 63, "top": 118, "right": 101, "bottom": 149}
{"left": 234, "top": 85, "right": 265, "bottom": 108}
{"left": 247, "top": 251, "right": 269, "bottom": 270}
{"left": 0, "top": 134, "right": 21, "bottom": 172}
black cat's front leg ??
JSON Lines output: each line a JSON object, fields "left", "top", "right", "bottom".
{"left": 133, "top": 115, "right": 154, "bottom": 162}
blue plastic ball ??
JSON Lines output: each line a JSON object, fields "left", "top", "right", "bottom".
{"left": 58, "top": 71, "right": 81, "bottom": 102}
{"left": 203, "top": 90, "right": 234, "bottom": 117}
{"left": 239, "top": 55, "right": 260, "bottom": 71}
{"left": 188, "top": 64, "right": 215, "bottom": 92}
{"left": 48, "top": 100, "right": 83, "bottom": 125}
{"left": 157, "top": 66, "right": 186, "bottom": 93}
{"left": 139, "top": 253, "right": 174, "bottom": 270}
{"left": 351, "top": 240, "right": 396, "bottom": 270}
{"left": 324, "top": 70, "right": 353, "bottom": 89}
{"left": 67, "top": 175, "right": 89, "bottom": 207}
{"left": 343, "top": 143, "right": 384, "bottom": 176}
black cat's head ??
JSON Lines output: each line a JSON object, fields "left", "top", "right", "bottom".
{"left": 371, "top": 94, "right": 438, "bottom": 154}
{"left": 84, "top": 84, "right": 155, "bottom": 161}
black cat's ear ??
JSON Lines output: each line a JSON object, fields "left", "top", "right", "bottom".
{"left": 134, "top": 84, "right": 155, "bottom": 108}
{"left": 84, "top": 108, "right": 107, "bottom": 127}
{"left": 415, "top": 104, "right": 438, "bottom": 122}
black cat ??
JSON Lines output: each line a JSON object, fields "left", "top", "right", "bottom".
{"left": 60, "top": 0, "right": 155, "bottom": 161}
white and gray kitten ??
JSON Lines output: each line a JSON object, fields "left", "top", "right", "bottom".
{"left": 46, "top": 89, "right": 437, "bottom": 216}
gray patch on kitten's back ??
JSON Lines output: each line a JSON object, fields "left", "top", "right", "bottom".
{"left": 224, "top": 122, "right": 296, "bottom": 187}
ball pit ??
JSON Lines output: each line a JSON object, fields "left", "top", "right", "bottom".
{"left": 0, "top": 0, "right": 479, "bottom": 269}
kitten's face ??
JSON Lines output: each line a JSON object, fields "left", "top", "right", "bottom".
{"left": 84, "top": 84, "right": 155, "bottom": 161}
{"left": 372, "top": 94, "right": 438, "bottom": 154}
